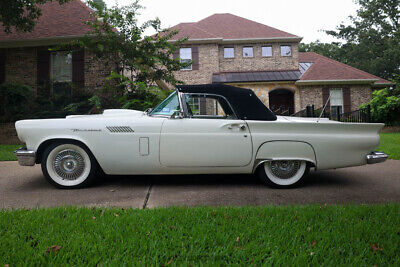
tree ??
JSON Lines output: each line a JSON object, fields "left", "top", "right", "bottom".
{"left": 0, "top": 0, "right": 70, "bottom": 33}
{"left": 63, "top": 0, "right": 188, "bottom": 111}
{"left": 325, "top": 0, "right": 400, "bottom": 80}
{"left": 299, "top": 41, "right": 347, "bottom": 63}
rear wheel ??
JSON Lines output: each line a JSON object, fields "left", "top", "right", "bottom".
{"left": 41, "top": 142, "right": 97, "bottom": 189}
{"left": 257, "top": 160, "right": 309, "bottom": 188}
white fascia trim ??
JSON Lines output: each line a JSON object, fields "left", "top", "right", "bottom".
{"left": 295, "top": 79, "right": 379, "bottom": 85}
{"left": 168, "top": 36, "right": 303, "bottom": 44}
{"left": 0, "top": 34, "right": 94, "bottom": 48}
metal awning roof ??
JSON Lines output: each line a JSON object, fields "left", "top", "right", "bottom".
{"left": 212, "top": 63, "right": 313, "bottom": 84}
{"left": 212, "top": 70, "right": 302, "bottom": 83}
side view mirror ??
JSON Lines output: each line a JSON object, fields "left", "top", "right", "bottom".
{"left": 144, "top": 108, "right": 153, "bottom": 114}
{"left": 171, "top": 111, "right": 184, "bottom": 119}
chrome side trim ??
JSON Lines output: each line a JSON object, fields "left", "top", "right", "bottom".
{"left": 252, "top": 159, "right": 272, "bottom": 173}
{"left": 106, "top": 126, "right": 134, "bottom": 133}
{"left": 366, "top": 151, "right": 388, "bottom": 164}
{"left": 14, "top": 147, "right": 36, "bottom": 166}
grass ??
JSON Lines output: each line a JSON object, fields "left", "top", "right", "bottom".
{"left": 0, "top": 205, "right": 399, "bottom": 265}
{"left": 378, "top": 133, "right": 400, "bottom": 160}
{"left": 0, "top": 144, "right": 20, "bottom": 161}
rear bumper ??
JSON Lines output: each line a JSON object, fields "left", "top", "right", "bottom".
{"left": 14, "top": 147, "right": 36, "bottom": 166}
{"left": 366, "top": 151, "right": 388, "bottom": 164}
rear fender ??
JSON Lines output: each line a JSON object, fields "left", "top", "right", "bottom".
{"left": 254, "top": 141, "right": 317, "bottom": 172}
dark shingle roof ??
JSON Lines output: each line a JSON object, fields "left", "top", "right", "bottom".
{"left": 169, "top": 13, "right": 300, "bottom": 41}
{"left": 299, "top": 52, "right": 391, "bottom": 85}
{"left": 0, "top": 0, "right": 92, "bottom": 41}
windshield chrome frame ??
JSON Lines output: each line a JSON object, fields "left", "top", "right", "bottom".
{"left": 148, "top": 89, "right": 182, "bottom": 118}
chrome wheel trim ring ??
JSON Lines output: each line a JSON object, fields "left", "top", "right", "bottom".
{"left": 264, "top": 160, "right": 306, "bottom": 186}
{"left": 46, "top": 144, "right": 91, "bottom": 187}
{"left": 53, "top": 149, "right": 85, "bottom": 180}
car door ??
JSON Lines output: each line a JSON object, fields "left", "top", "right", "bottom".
{"left": 159, "top": 93, "right": 252, "bottom": 167}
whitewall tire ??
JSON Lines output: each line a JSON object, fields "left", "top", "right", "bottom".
{"left": 257, "top": 160, "right": 309, "bottom": 188}
{"left": 41, "top": 142, "right": 98, "bottom": 189}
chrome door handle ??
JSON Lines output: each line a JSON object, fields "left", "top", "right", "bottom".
{"left": 239, "top": 124, "right": 246, "bottom": 130}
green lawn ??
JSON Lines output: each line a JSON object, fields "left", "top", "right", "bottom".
{"left": 0, "top": 144, "right": 20, "bottom": 161}
{"left": 0, "top": 205, "right": 399, "bottom": 265}
{"left": 378, "top": 133, "right": 400, "bottom": 160}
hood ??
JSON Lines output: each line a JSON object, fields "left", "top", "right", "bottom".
{"left": 66, "top": 109, "right": 145, "bottom": 119}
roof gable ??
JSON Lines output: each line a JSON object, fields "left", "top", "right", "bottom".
{"left": 169, "top": 13, "right": 300, "bottom": 41}
{"left": 299, "top": 52, "right": 391, "bottom": 85}
{"left": 0, "top": 0, "right": 92, "bottom": 42}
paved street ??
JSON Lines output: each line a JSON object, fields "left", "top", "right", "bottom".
{"left": 0, "top": 160, "right": 399, "bottom": 209}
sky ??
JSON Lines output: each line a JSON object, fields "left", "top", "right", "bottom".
{"left": 102, "top": 0, "right": 359, "bottom": 43}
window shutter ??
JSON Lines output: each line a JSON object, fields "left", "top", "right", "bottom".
{"left": 342, "top": 87, "right": 351, "bottom": 113}
{"left": 322, "top": 87, "right": 330, "bottom": 109}
{"left": 72, "top": 49, "right": 85, "bottom": 89}
{"left": 37, "top": 49, "right": 50, "bottom": 95}
{"left": 173, "top": 49, "right": 179, "bottom": 59}
{"left": 0, "top": 52, "right": 5, "bottom": 84}
{"left": 192, "top": 46, "right": 199, "bottom": 70}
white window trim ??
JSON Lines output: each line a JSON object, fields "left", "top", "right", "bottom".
{"left": 50, "top": 51, "right": 72, "bottom": 83}
{"left": 242, "top": 46, "right": 254, "bottom": 58}
{"left": 280, "top": 45, "right": 292, "bottom": 57}
{"left": 223, "top": 47, "right": 235, "bottom": 59}
{"left": 329, "top": 88, "right": 344, "bottom": 112}
{"left": 262, "top": 46, "right": 273, "bottom": 57}
{"left": 180, "top": 48, "right": 192, "bottom": 71}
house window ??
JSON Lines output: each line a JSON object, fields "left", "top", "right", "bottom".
{"left": 224, "top": 47, "right": 234, "bottom": 58}
{"left": 180, "top": 48, "right": 192, "bottom": 70}
{"left": 262, "top": 46, "right": 272, "bottom": 57}
{"left": 187, "top": 97, "right": 201, "bottom": 114}
{"left": 51, "top": 51, "right": 72, "bottom": 82}
{"left": 243, "top": 47, "right": 253, "bottom": 57}
{"left": 330, "top": 89, "right": 343, "bottom": 116}
{"left": 280, "top": 45, "right": 292, "bottom": 56}
{"left": 184, "top": 94, "right": 236, "bottom": 119}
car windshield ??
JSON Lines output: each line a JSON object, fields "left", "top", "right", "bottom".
{"left": 149, "top": 91, "right": 181, "bottom": 116}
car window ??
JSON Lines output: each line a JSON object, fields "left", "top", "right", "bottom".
{"left": 184, "top": 94, "right": 237, "bottom": 119}
{"left": 150, "top": 91, "right": 180, "bottom": 116}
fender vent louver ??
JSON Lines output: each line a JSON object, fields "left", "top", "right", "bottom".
{"left": 106, "top": 126, "right": 134, "bottom": 133}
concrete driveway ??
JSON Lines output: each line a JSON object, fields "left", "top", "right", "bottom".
{"left": 0, "top": 160, "right": 399, "bottom": 209}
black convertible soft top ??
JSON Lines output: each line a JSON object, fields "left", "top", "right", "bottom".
{"left": 176, "top": 84, "right": 277, "bottom": 121}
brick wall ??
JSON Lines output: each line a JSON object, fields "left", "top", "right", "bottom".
{"left": 298, "top": 84, "right": 372, "bottom": 111}
{"left": 218, "top": 42, "right": 299, "bottom": 72}
{"left": 2, "top": 47, "right": 113, "bottom": 92}
{"left": 174, "top": 44, "right": 219, "bottom": 84}
{"left": 84, "top": 52, "right": 116, "bottom": 90}
{"left": 350, "top": 85, "right": 372, "bottom": 110}
{"left": 4, "top": 47, "right": 37, "bottom": 91}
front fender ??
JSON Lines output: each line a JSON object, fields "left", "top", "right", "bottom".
{"left": 254, "top": 141, "right": 317, "bottom": 171}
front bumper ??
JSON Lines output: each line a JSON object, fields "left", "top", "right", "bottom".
{"left": 366, "top": 151, "right": 388, "bottom": 164}
{"left": 14, "top": 147, "right": 36, "bottom": 166}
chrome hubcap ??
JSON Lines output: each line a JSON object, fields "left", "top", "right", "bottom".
{"left": 53, "top": 149, "right": 85, "bottom": 180}
{"left": 268, "top": 160, "right": 300, "bottom": 179}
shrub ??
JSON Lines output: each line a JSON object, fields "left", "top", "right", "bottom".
{"left": 361, "top": 87, "right": 400, "bottom": 125}
{"left": 0, "top": 83, "right": 34, "bottom": 122}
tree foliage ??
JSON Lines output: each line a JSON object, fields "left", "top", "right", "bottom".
{"left": 361, "top": 74, "right": 400, "bottom": 124}
{"left": 0, "top": 0, "right": 70, "bottom": 33}
{"left": 63, "top": 0, "right": 187, "bottom": 112}
{"left": 324, "top": 0, "right": 400, "bottom": 80}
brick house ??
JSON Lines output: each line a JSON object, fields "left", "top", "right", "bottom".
{"left": 170, "top": 14, "right": 391, "bottom": 114}
{"left": 0, "top": 0, "right": 114, "bottom": 95}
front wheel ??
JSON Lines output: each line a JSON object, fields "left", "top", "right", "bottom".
{"left": 257, "top": 160, "right": 309, "bottom": 188}
{"left": 41, "top": 142, "right": 98, "bottom": 189}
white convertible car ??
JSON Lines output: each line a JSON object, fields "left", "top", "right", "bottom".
{"left": 14, "top": 84, "right": 387, "bottom": 189}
